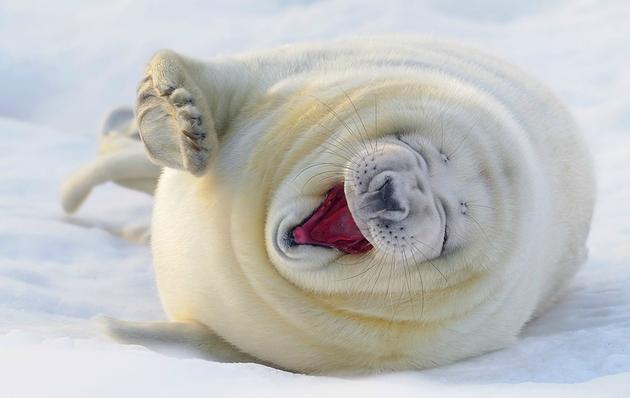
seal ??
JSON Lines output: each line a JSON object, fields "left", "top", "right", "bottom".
{"left": 94, "top": 37, "right": 595, "bottom": 373}
{"left": 60, "top": 106, "right": 160, "bottom": 214}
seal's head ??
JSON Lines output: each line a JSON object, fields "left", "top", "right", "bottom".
{"left": 242, "top": 73, "right": 518, "bottom": 318}
{"left": 291, "top": 133, "right": 472, "bottom": 260}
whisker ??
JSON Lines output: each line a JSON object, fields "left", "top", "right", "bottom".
{"left": 465, "top": 203, "right": 495, "bottom": 211}
{"left": 463, "top": 213, "right": 501, "bottom": 252}
{"left": 309, "top": 94, "right": 370, "bottom": 156}
{"left": 401, "top": 247, "right": 417, "bottom": 319}
{"left": 341, "top": 89, "right": 374, "bottom": 155}
{"left": 300, "top": 108, "right": 361, "bottom": 164}
{"left": 445, "top": 115, "right": 480, "bottom": 160}
{"left": 367, "top": 249, "right": 388, "bottom": 305}
{"left": 408, "top": 238, "right": 448, "bottom": 284}
{"left": 311, "top": 121, "right": 362, "bottom": 164}
{"left": 406, "top": 246, "right": 425, "bottom": 320}
{"left": 319, "top": 148, "right": 356, "bottom": 166}
{"left": 335, "top": 249, "right": 374, "bottom": 266}
{"left": 447, "top": 132, "right": 468, "bottom": 159}
{"left": 292, "top": 161, "right": 352, "bottom": 181}
{"left": 387, "top": 251, "right": 400, "bottom": 324}
{"left": 301, "top": 172, "right": 345, "bottom": 192}
{"left": 408, "top": 236, "right": 439, "bottom": 253}
{"left": 337, "top": 253, "right": 381, "bottom": 280}
{"left": 440, "top": 112, "right": 445, "bottom": 154}
{"left": 373, "top": 94, "right": 381, "bottom": 155}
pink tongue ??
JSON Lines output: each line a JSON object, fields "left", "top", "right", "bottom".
{"left": 292, "top": 184, "right": 373, "bottom": 254}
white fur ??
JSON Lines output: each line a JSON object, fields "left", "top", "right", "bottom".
{"left": 103, "top": 37, "right": 595, "bottom": 373}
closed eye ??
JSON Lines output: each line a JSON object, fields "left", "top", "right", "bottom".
{"left": 441, "top": 224, "right": 449, "bottom": 254}
{"left": 439, "top": 198, "right": 449, "bottom": 254}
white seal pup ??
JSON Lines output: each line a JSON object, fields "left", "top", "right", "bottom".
{"left": 97, "top": 37, "right": 595, "bottom": 373}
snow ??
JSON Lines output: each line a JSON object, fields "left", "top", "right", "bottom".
{"left": 1, "top": 0, "right": 630, "bottom": 396}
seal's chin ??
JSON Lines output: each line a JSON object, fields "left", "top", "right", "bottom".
{"left": 291, "top": 184, "right": 373, "bottom": 254}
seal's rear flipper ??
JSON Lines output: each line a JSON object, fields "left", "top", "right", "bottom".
{"left": 101, "top": 107, "right": 136, "bottom": 137}
{"left": 60, "top": 106, "right": 161, "bottom": 214}
{"left": 93, "top": 315, "right": 256, "bottom": 363}
{"left": 60, "top": 149, "right": 160, "bottom": 214}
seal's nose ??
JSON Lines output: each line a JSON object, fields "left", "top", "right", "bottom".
{"left": 378, "top": 177, "right": 404, "bottom": 213}
{"left": 360, "top": 173, "right": 410, "bottom": 222}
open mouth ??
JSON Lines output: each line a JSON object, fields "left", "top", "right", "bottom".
{"left": 291, "top": 184, "right": 373, "bottom": 254}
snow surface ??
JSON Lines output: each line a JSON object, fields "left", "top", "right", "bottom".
{"left": 1, "top": 0, "right": 630, "bottom": 396}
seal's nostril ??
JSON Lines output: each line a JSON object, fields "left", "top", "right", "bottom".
{"left": 379, "top": 178, "right": 401, "bottom": 211}
{"left": 379, "top": 178, "right": 403, "bottom": 212}
{"left": 359, "top": 172, "right": 409, "bottom": 222}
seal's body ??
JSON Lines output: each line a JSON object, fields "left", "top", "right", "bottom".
{"left": 97, "top": 37, "right": 594, "bottom": 373}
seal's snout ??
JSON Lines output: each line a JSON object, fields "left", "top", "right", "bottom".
{"left": 348, "top": 141, "right": 420, "bottom": 224}
{"left": 346, "top": 139, "right": 446, "bottom": 258}
{"left": 359, "top": 172, "right": 410, "bottom": 222}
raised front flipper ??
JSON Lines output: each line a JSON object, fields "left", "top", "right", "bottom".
{"left": 136, "top": 50, "right": 218, "bottom": 176}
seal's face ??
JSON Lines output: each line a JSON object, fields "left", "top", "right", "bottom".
{"left": 292, "top": 134, "right": 480, "bottom": 259}
{"left": 258, "top": 80, "right": 503, "bottom": 303}
{"left": 345, "top": 134, "right": 476, "bottom": 258}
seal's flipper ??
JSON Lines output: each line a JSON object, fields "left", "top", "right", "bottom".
{"left": 60, "top": 105, "right": 161, "bottom": 214}
{"left": 136, "top": 50, "right": 218, "bottom": 176}
{"left": 60, "top": 148, "right": 160, "bottom": 214}
{"left": 101, "top": 107, "right": 136, "bottom": 138}
{"left": 94, "top": 316, "right": 255, "bottom": 363}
